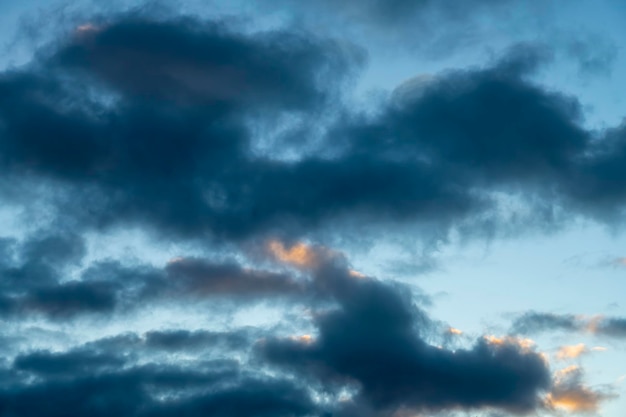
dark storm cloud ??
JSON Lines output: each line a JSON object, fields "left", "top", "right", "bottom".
{"left": 0, "top": 12, "right": 363, "bottom": 240}
{"left": 163, "top": 257, "right": 306, "bottom": 298}
{"left": 511, "top": 311, "right": 626, "bottom": 338}
{"left": 1, "top": 6, "right": 623, "bottom": 417}
{"left": 142, "top": 377, "right": 317, "bottom": 417}
{"left": 0, "top": 232, "right": 307, "bottom": 320}
{"left": 260, "top": 249, "right": 551, "bottom": 415}
{"left": 1, "top": 358, "right": 317, "bottom": 417}
{"left": 14, "top": 349, "right": 125, "bottom": 377}
{"left": 0, "top": 327, "right": 319, "bottom": 417}
{"left": 144, "top": 328, "right": 254, "bottom": 352}
{"left": 0, "top": 244, "right": 556, "bottom": 417}
{"left": 54, "top": 17, "right": 350, "bottom": 110}
{"left": 0, "top": 232, "right": 118, "bottom": 318}
{"left": 0, "top": 233, "right": 84, "bottom": 287}
{"left": 347, "top": 44, "right": 585, "bottom": 183}
{"left": 21, "top": 280, "right": 118, "bottom": 317}
{"left": 3, "top": 11, "right": 626, "bottom": 244}
{"left": 566, "top": 123, "right": 626, "bottom": 217}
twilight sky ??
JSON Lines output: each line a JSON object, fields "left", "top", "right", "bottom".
{"left": 0, "top": 1, "right": 625, "bottom": 416}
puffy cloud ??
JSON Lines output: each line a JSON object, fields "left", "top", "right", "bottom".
{"left": 259, "top": 250, "right": 551, "bottom": 415}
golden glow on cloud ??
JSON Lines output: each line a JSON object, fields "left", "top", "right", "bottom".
{"left": 348, "top": 269, "right": 366, "bottom": 279}
{"left": 556, "top": 344, "right": 587, "bottom": 360}
{"left": 554, "top": 365, "right": 580, "bottom": 380}
{"left": 268, "top": 240, "right": 317, "bottom": 268}
{"left": 545, "top": 391, "right": 598, "bottom": 413}
{"left": 545, "top": 365, "right": 615, "bottom": 413}
{"left": 290, "top": 334, "right": 314, "bottom": 344}
{"left": 448, "top": 327, "right": 463, "bottom": 335}
{"left": 484, "top": 335, "right": 535, "bottom": 351}
{"left": 555, "top": 344, "right": 605, "bottom": 360}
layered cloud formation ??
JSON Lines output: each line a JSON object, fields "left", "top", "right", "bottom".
{"left": 3, "top": 15, "right": 626, "bottom": 244}
{"left": 0, "top": 3, "right": 624, "bottom": 417}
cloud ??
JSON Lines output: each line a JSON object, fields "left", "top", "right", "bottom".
{"left": 546, "top": 365, "right": 617, "bottom": 413}
{"left": 260, "top": 0, "right": 548, "bottom": 54}
{"left": 259, "top": 249, "right": 552, "bottom": 415}
{"left": 0, "top": 325, "right": 321, "bottom": 417}
{"left": 511, "top": 312, "right": 582, "bottom": 334}
{"left": 55, "top": 16, "right": 352, "bottom": 110}
{"left": 0, "top": 232, "right": 121, "bottom": 318}
{"left": 0, "top": 233, "right": 313, "bottom": 320}
{"left": 555, "top": 344, "right": 606, "bottom": 360}
{"left": 564, "top": 35, "right": 618, "bottom": 77}
{"left": 0, "top": 7, "right": 625, "bottom": 417}
{"left": 13, "top": 349, "right": 125, "bottom": 377}
{"left": 1, "top": 358, "right": 315, "bottom": 417}
{"left": 163, "top": 256, "right": 306, "bottom": 299}
{"left": 511, "top": 311, "right": 626, "bottom": 339}
{"left": 589, "top": 317, "right": 626, "bottom": 338}
{"left": 144, "top": 329, "right": 254, "bottom": 352}
{"left": 0, "top": 12, "right": 362, "bottom": 241}
{"left": 0, "top": 235, "right": 613, "bottom": 416}
{"left": 267, "top": 240, "right": 321, "bottom": 269}
{"left": 3, "top": 13, "right": 626, "bottom": 247}
{"left": 448, "top": 327, "right": 463, "bottom": 335}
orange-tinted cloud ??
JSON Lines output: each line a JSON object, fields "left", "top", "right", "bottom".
{"left": 267, "top": 240, "right": 318, "bottom": 268}
{"left": 546, "top": 366, "right": 616, "bottom": 413}
{"left": 484, "top": 335, "right": 535, "bottom": 352}
{"left": 448, "top": 327, "right": 463, "bottom": 335}
{"left": 556, "top": 344, "right": 607, "bottom": 360}
{"left": 556, "top": 344, "right": 587, "bottom": 360}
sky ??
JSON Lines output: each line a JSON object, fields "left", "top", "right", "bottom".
{"left": 0, "top": 1, "right": 625, "bottom": 416}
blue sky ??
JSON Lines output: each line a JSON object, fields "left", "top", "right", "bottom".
{"left": 1, "top": 1, "right": 626, "bottom": 416}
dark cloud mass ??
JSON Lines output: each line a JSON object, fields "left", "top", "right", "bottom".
{"left": 2, "top": 17, "right": 626, "bottom": 244}
{"left": 0, "top": 232, "right": 314, "bottom": 320}
{"left": 1, "top": 355, "right": 316, "bottom": 417}
{"left": 0, "top": 4, "right": 624, "bottom": 417}
{"left": 260, "top": 252, "right": 551, "bottom": 415}
{"left": 0, "top": 245, "right": 554, "bottom": 417}
{"left": 55, "top": 17, "right": 347, "bottom": 109}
